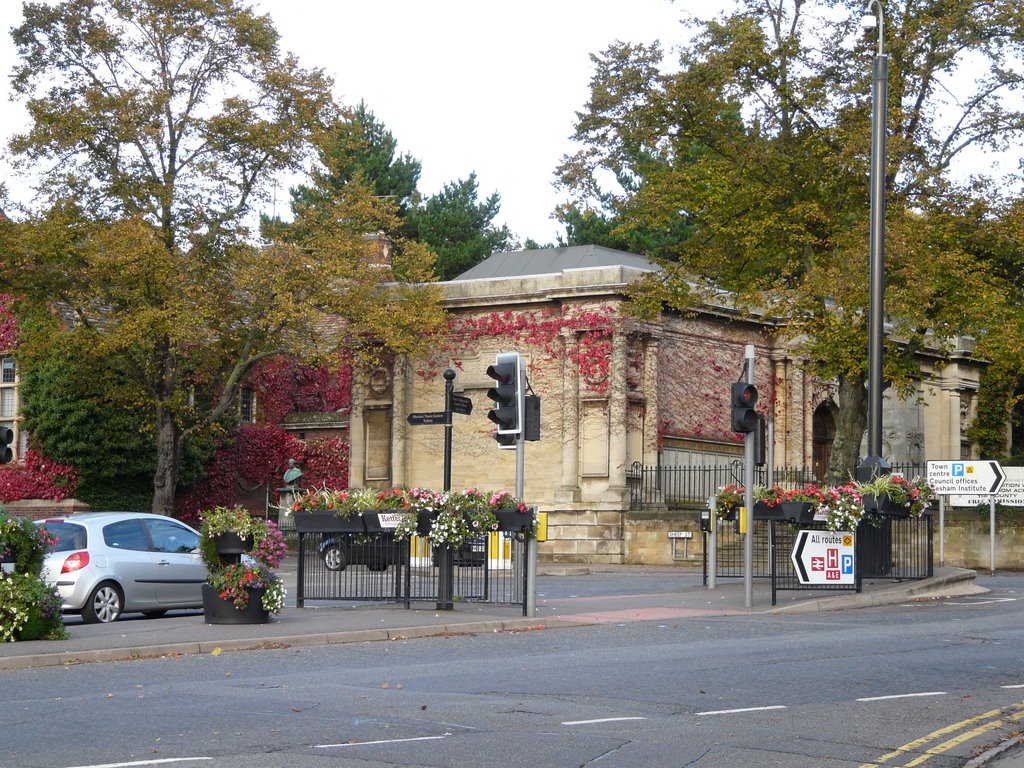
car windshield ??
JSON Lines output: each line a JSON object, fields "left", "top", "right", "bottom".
{"left": 42, "top": 522, "right": 87, "bottom": 552}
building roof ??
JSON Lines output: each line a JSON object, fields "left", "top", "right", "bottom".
{"left": 450, "top": 245, "right": 659, "bottom": 281}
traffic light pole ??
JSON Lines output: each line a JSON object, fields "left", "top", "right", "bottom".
{"left": 743, "top": 345, "right": 755, "bottom": 609}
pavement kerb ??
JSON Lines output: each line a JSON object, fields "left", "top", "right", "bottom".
{"left": 768, "top": 568, "right": 986, "bottom": 613}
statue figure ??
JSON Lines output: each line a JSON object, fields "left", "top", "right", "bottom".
{"left": 283, "top": 458, "right": 303, "bottom": 488}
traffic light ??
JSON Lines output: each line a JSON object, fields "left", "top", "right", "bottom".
{"left": 0, "top": 426, "right": 13, "bottom": 465}
{"left": 730, "top": 381, "right": 759, "bottom": 433}
{"left": 486, "top": 352, "right": 524, "bottom": 442}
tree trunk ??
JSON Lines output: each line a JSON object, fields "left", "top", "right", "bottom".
{"left": 824, "top": 371, "right": 868, "bottom": 485}
{"left": 151, "top": 406, "right": 182, "bottom": 516}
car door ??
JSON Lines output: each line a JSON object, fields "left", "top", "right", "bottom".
{"left": 144, "top": 518, "right": 206, "bottom": 606}
{"left": 101, "top": 518, "right": 158, "bottom": 608}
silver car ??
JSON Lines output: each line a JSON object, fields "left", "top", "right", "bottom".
{"left": 37, "top": 512, "right": 207, "bottom": 623}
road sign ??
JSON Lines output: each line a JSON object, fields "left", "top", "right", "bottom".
{"left": 790, "top": 530, "right": 856, "bottom": 585}
{"left": 407, "top": 411, "right": 449, "bottom": 426}
{"left": 926, "top": 460, "right": 1005, "bottom": 495}
{"left": 950, "top": 466, "right": 1024, "bottom": 507}
{"left": 450, "top": 394, "right": 473, "bottom": 416}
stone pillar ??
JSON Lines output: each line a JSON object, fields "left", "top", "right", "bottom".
{"left": 556, "top": 329, "right": 581, "bottom": 503}
{"left": 391, "top": 355, "right": 408, "bottom": 487}
{"left": 606, "top": 329, "right": 629, "bottom": 500}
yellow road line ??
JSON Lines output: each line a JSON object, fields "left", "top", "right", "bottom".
{"left": 859, "top": 703, "right": 1024, "bottom": 768}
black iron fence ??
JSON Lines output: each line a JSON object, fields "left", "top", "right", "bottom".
{"left": 630, "top": 462, "right": 928, "bottom": 510}
{"left": 703, "top": 513, "right": 933, "bottom": 605}
{"left": 295, "top": 530, "right": 529, "bottom": 613}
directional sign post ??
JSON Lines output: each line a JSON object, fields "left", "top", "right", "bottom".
{"left": 450, "top": 394, "right": 472, "bottom": 416}
{"left": 406, "top": 411, "right": 449, "bottom": 426}
{"left": 948, "top": 466, "right": 1024, "bottom": 507}
{"left": 790, "top": 530, "right": 856, "bottom": 586}
{"left": 926, "top": 460, "right": 1005, "bottom": 496}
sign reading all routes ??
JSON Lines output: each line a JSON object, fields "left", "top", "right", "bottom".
{"left": 790, "top": 530, "right": 856, "bottom": 586}
{"left": 926, "top": 460, "right": 1005, "bottom": 496}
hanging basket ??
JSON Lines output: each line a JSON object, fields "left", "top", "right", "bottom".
{"left": 213, "top": 531, "right": 252, "bottom": 555}
{"left": 494, "top": 508, "right": 533, "bottom": 532}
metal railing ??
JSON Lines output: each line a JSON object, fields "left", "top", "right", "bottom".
{"left": 295, "top": 530, "right": 529, "bottom": 614}
{"left": 703, "top": 514, "right": 933, "bottom": 604}
{"left": 630, "top": 462, "right": 928, "bottom": 509}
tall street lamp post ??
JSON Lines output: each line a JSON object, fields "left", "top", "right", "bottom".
{"left": 858, "top": 0, "right": 891, "bottom": 482}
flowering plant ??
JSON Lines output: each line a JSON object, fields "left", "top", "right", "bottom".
{"left": 754, "top": 483, "right": 826, "bottom": 509}
{"left": 291, "top": 487, "right": 359, "bottom": 517}
{"left": 820, "top": 483, "right": 865, "bottom": 532}
{"left": 488, "top": 490, "right": 530, "bottom": 513}
{"left": 859, "top": 474, "right": 933, "bottom": 517}
{"left": 207, "top": 562, "right": 286, "bottom": 612}
{"left": 716, "top": 483, "right": 743, "bottom": 517}
{"left": 199, "top": 505, "right": 287, "bottom": 615}
{"left": 1, "top": 512, "right": 56, "bottom": 576}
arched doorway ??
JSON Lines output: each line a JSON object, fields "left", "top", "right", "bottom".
{"left": 812, "top": 402, "right": 837, "bottom": 481}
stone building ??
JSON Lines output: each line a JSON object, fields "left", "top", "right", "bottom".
{"left": 345, "top": 245, "right": 984, "bottom": 565}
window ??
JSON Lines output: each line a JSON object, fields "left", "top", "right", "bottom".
{"left": 1, "top": 390, "right": 14, "bottom": 418}
{"left": 145, "top": 519, "right": 199, "bottom": 554}
{"left": 1, "top": 358, "right": 14, "bottom": 384}
{"left": 240, "top": 386, "right": 255, "bottom": 423}
{"left": 102, "top": 519, "right": 150, "bottom": 551}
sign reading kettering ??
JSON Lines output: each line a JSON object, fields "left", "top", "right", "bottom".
{"left": 926, "top": 460, "right": 1005, "bottom": 496}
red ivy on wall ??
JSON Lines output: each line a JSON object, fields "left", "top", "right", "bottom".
{"left": 0, "top": 294, "right": 17, "bottom": 351}
{"left": 0, "top": 449, "right": 78, "bottom": 502}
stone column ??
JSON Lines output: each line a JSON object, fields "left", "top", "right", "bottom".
{"left": 391, "top": 355, "right": 408, "bottom": 487}
{"left": 606, "top": 329, "right": 629, "bottom": 499}
{"left": 556, "top": 329, "right": 581, "bottom": 502}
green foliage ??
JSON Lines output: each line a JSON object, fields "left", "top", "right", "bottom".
{"left": 3, "top": 1, "right": 445, "bottom": 515}
{"left": 557, "top": 0, "right": 1024, "bottom": 468}
{"left": 17, "top": 323, "right": 155, "bottom": 510}
{"left": 402, "top": 173, "right": 515, "bottom": 280}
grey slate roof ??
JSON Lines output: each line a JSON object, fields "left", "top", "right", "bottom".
{"left": 449, "top": 245, "right": 659, "bottom": 281}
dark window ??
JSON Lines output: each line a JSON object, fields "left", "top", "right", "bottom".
{"left": 240, "top": 386, "right": 255, "bottom": 423}
{"left": 103, "top": 519, "right": 150, "bottom": 551}
{"left": 42, "top": 522, "right": 88, "bottom": 552}
{"left": 145, "top": 519, "right": 199, "bottom": 554}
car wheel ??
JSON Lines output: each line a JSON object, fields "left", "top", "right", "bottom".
{"left": 142, "top": 610, "right": 168, "bottom": 618}
{"left": 82, "top": 582, "right": 124, "bottom": 624}
{"left": 322, "top": 544, "right": 347, "bottom": 571}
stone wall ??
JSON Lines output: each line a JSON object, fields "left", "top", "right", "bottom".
{"left": 616, "top": 508, "right": 1024, "bottom": 571}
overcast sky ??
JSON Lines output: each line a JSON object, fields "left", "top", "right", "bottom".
{"left": 0, "top": 0, "right": 733, "bottom": 245}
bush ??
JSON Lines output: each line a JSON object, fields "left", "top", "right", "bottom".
{"left": 0, "top": 508, "right": 66, "bottom": 642}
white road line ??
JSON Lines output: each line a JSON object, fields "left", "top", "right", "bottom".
{"left": 1002, "top": 684, "right": 1024, "bottom": 689}
{"left": 67, "top": 760, "right": 213, "bottom": 768}
{"left": 856, "top": 691, "right": 947, "bottom": 702}
{"left": 695, "top": 705, "right": 787, "bottom": 716}
{"left": 315, "top": 735, "right": 448, "bottom": 748}
{"left": 561, "top": 716, "right": 648, "bottom": 726}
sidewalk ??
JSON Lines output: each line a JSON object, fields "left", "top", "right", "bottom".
{"left": 0, "top": 564, "right": 984, "bottom": 672}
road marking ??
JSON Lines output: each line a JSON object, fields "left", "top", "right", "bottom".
{"left": 561, "top": 716, "right": 647, "bottom": 725}
{"left": 1002, "top": 684, "right": 1024, "bottom": 689}
{"left": 66, "top": 760, "right": 213, "bottom": 768}
{"left": 695, "top": 705, "right": 786, "bottom": 716}
{"left": 859, "top": 704, "right": 1024, "bottom": 768}
{"left": 856, "top": 692, "right": 946, "bottom": 702}
{"left": 315, "top": 735, "right": 448, "bottom": 748}
{"left": 945, "top": 597, "right": 1018, "bottom": 605}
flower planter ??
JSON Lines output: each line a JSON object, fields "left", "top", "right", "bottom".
{"left": 213, "top": 531, "right": 252, "bottom": 555}
{"left": 752, "top": 501, "right": 785, "bottom": 521}
{"left": 494, "top": 508, "right": 532, "bottom": 532}
{"left": 363, "top": 510, "right": 408, "bottom": 532}
{"left": 416, "top": 511, "right": 437, "bottom": 535}
{"left": 202, "top": 583, "right": 270, "bottom": 625}
{"left": 779, "top": 501, "right": 817, "bottom": 523}
{"left": 862, "top": 493, "right": 909, "bottom": 517}
{"left": 292, "top": 510, "right": 366, "bottom": 534}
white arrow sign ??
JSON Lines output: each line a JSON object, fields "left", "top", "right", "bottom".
{"left": 790, "top": 530, "right": 856, "bottom": 586}
{"left": 949, "top": 466, "right": 1024, "bottom": 507}
{"left": 926, "top": 460, "right": 1005, "bottom": 496}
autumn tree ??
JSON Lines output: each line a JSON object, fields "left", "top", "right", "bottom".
{"left": 2, "top": 0, "right": 445, "bottom": 515}
{"left": 558, "top": 0, "right": 1024, "bottom": 478}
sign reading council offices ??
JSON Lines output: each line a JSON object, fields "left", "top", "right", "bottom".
{"left": 926, "top": 460, "right": 1005, "bottom": 496}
